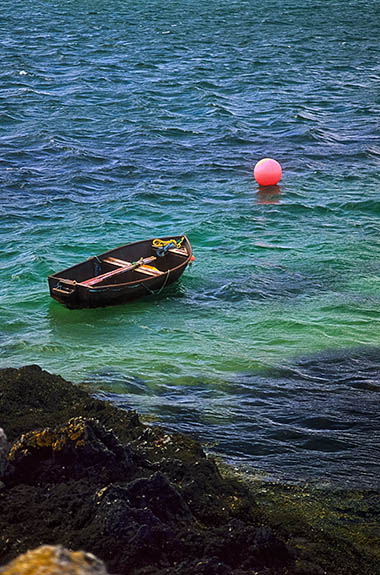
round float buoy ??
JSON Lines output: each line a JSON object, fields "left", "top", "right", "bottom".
{"left": 254, "top": 158, "right": 282, "bottom": 186}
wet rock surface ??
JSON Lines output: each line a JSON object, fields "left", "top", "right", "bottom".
{"left": 0, "top": 366, "right": 378, "bottom": 575}
{"left": 0, "top": 428, "right": 8, "bottom": 481}
{"left": 7, "top": 416, "right": 137, "bottom": 485}
{"left": 0, "top": 544, "right": 110, "bottom": 575}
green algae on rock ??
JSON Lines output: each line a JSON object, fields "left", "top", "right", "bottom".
{"left": 219, "top": 462, "right": 380, "bottom": 575}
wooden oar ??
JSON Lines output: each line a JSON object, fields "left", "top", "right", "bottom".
{"left": 80, "top": 256, "right": 157, "bottom": 287}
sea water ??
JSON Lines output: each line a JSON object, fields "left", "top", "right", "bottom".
{"left": 1, "top": 0, "right": 379, "bottom": 487}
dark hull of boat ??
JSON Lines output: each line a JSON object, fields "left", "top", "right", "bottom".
{"left": 48, "top": 235, "right": 192, "bottom": 309}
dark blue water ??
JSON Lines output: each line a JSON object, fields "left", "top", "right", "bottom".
{"left": 1, "top": 0, "right": 380, "bottom": 487}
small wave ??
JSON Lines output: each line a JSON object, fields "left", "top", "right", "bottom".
{"left": 331, "top": 199, "right": 380, "bottom": 215}
{"left": 211, "top": 132, "right": 256, "bottom": 146}
{"left": 310, "top": 128, "right": 347, "bottom": 144}
{"left": 298, "top": 416, "right": 353, "bottom": 431}
{"left": 152, "top": 126, "right": 202, "bottom": 139}
{"left": 300, "top": 437, "right": 354, "bottom": 453}
{"left": 278, "top": 203, "right": 335, "bottom": 216}
{"left": 296, "top": 109, "right": 324, "bottom": 122}
{"left": 366, "top": 145, "right": 380, "bottom": 158}
{"left": 291, "top": 347, "right": 380, "bottom": 389}
{"left": 254, "top": 242, "right": 295, "bottom": 250}
{"left": 0, "top": 112, "right": 23, "bottom": 125}
{"left": 197, "top": 266, "right": 329, "bottom": 304}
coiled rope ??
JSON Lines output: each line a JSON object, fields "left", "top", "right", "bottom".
{"left": 153, "top": 237, "right": 185, "bottom": 258}
{"left": 152, "top": 237, "right": 184, "bottom": 249}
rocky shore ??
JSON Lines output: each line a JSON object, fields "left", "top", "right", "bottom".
{"left": 0, "top": 365, "right": 378, "bottom": 575}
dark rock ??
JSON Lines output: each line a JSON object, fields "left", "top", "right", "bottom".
{"left": 90, "top": 472, "right": 193, "bottom": 570}
{"left": 205, "top": 523, "right": 291, "bottom": 571}
{"left": 294, "top": 559, "right": 327, "bottom": 575}
{"left": 6, "top": 417, "right": 137, "bottom": 484}
{"left": 0, "top": 367, "right": 297, "bottom": 575}
{"left": 136, "top": 426, "right": 206, "bottom": 464}
{"left": 184, "top": 557, "right": 231, "bottom": 575}
{"left": 93, "top": 481, "right": 178, "bottom": 570}
{"left": 120, "top": 472, "right": 193, "bottom": 522}
{"left": 0, "top": 428, "right": 8, "bottom": 481}
{"left": 0, "top": 365, "right": 143, "bottom": 444}
{"left": 95, "top": 483, "right": 164, "bottom": 537}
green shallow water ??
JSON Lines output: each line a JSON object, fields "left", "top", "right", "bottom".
{"left": 1, "top": 0, "right": 379, "bottom": 486}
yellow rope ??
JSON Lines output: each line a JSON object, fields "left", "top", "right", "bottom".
{"left": 152, "top": 237, "right": 184, "bottom": 249}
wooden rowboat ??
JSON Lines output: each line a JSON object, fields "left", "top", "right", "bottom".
{"left": 48, "top": 235, "right": 193, "bottom": 309}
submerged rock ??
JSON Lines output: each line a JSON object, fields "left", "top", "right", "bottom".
{"left": 0, "top": 544, "right": 109, "bottom": 575}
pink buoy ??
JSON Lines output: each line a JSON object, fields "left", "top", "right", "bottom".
{"left": 254, "top": 158, "right": 282, "bottom": 186}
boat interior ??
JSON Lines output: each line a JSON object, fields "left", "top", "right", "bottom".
{"left": 51, "top": 240, "right": 189, "bottom": 287}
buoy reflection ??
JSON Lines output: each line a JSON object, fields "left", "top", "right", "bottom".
{"left": 256, "top": 184, "right": 282, "bottom": 205}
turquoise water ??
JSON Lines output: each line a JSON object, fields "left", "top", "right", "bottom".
{"left": 1, "top": 0, "right": 380, "bottom": 486}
